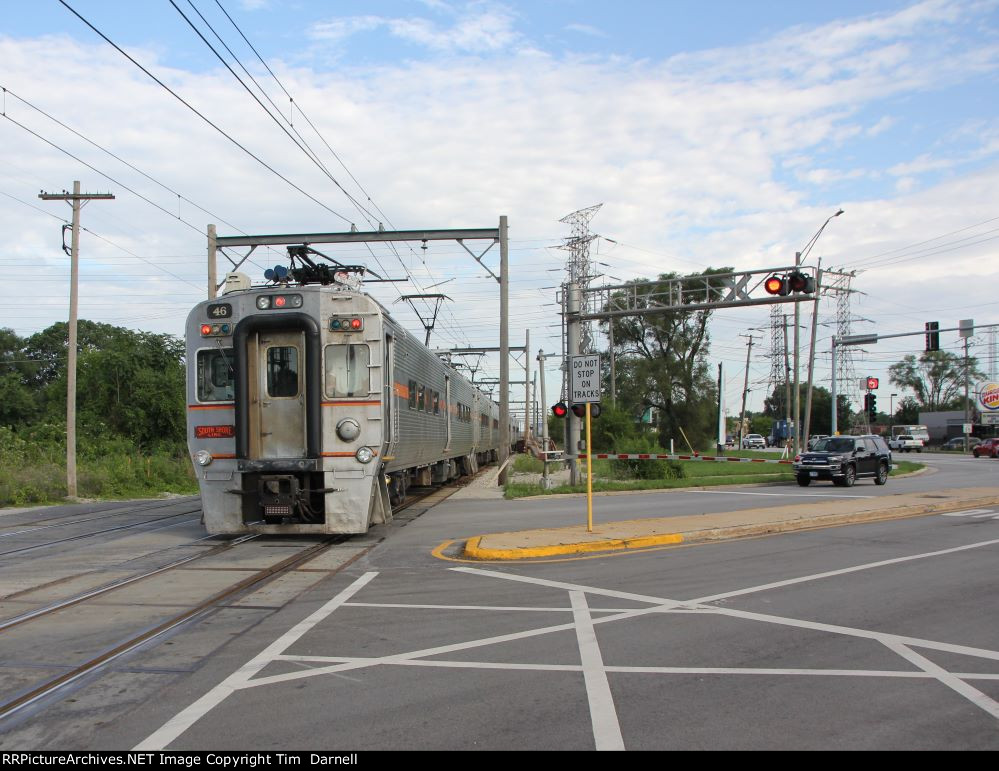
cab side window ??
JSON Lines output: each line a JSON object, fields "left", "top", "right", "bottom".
{"left": 324, "top": 344, "right": 370, "bottom": 398}
{"left": 197, "top": 349, "right": 234, "bottom": 402}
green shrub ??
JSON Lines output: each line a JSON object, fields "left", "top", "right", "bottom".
{"left": 512, "top": 453, "right": 545, "bottom": 473}
{"left": 609, "top": 437, "right": 684, "bottom": 480}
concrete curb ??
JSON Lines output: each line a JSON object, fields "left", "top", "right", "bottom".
{"left": 463, "top": 532, "right": 684, "bottom": 559}
{"left": 461, "top": 492, "right": 999, "bottom": 560}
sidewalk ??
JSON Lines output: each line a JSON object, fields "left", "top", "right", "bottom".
{"left": 462, "top": 486, "right": 999, "bottom": 560}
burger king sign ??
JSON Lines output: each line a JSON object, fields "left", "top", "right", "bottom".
{"left": 979, "top": 382, "right": 999, "bottom": 412}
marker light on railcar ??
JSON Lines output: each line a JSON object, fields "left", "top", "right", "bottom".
{"left": 194, "top": 450, "right": 213, "bottom": 466}
{"left": 355, "top": 447, "right": 374, "bottom": 464}
{"left": 330, "top": 317, "right": 364, "bottom": 331}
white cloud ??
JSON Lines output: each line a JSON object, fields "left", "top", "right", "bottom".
{"left": 1, "top": 0, "right": 998, "bottom": 409}
{"left": 308, "top": 3, "right": 521, "bottom": 53}
{"left": 565, "top": 23, "right": 606, "bottom": 39}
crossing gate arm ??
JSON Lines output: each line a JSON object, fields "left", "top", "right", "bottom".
{"left": 579, "top": 453, "right": 794, "bottom": 465}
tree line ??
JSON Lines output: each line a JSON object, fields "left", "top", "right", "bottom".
{"left": 1, "top": 320, "right": 187, "bottom": 451}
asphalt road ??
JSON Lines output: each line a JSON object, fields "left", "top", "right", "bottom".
{"left": 2, "top": 453, "right": 996, "bottom": 750}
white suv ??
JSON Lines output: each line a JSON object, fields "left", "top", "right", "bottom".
{"left": 742, "top": 434, "right": 766, "bottom": 449}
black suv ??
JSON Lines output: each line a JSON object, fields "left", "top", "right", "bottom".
{"left": 793, "top": 435, "right": 892, "bottom": 487}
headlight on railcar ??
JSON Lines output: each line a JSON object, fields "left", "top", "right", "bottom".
{"left": 355, "top": 447, "right": 374, "bottom": 464}
{"left": 336, "top": 418, "right": 361, "bottom": 441}
{"left": 194, "top": 450, "right": 213, "bottom": 466}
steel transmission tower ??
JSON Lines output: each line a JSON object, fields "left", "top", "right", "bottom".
{"left": 827, "top": 272, "right": 863, "bottom": 430}
{"left": 768, "top": 305, "right": 785, "bottom": 416}
{"left": 559, "top": 204, "right": 602, "bottom": 353}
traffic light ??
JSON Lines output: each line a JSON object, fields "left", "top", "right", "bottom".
{"left": 868, "top": 393, "right": 877, "bottom": 421}
{"left": 925, "top": 321, "right": 940, "bottom": 352}
{"left": 764, "top": 275, "right": 789, "bottom": 296}
{"left": 787, "top": 270, "right": 816, "bottom": 294}
{"left": 551, "top": 402, "right": 568, "bottom": 418}
{"left": 571, "top": 403, "right": 601, "bottom": 419}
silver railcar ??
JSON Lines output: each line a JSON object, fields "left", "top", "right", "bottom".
{"left": 186, "top": 280, "right": 515, "bottom": 534}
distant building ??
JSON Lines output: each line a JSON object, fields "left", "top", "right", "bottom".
{"left": 919, "top": 410, "right": 981, "bottom": 441}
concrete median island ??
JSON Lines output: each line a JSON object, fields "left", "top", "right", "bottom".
{"left": 462, "top": 487, "right": 999, "bottom": 560}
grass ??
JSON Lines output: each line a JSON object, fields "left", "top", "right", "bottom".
{"left": 0, "top": 427, "right": 199, "bottom": 508}
{"left": 505, "top": 453, "right": 924, "bottom": 499}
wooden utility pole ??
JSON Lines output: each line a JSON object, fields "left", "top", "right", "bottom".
{"left": 39, "top": 182, "right": 115, "bottom": 499}
{"left": 739, "top": 334, "right": 754, "bottom": 448}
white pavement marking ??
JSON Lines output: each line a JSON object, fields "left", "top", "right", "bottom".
{"left": 451, "top": 566, "right": 692, "bottom": 607}
{"left": 941, "top": 509, "right": 994, "bottom": 517}
{"left": 270, "top": 656, "right": 998, "bottom": 680}
{"left": 456, "top": 555, "right": 999, "bottom": 720}
{"left": 690, "top": 536, "right": 999, "bottom": 604}
{"left": 702, "top": 605, "right": 999, "bottom": 663}
{"left": 458, "top": 566, "right": 999, "bottom": 664}
{"left": 882, "top": 641, "right": 999, "bottom": 719}
{"left": 570, "top": 591, "right": 625, "bottom": 751}
{"left": 344, "top": 602, "right": 575, "bottom": 612}
{"left": 683, "top": 489, "right": 875, "bottom": 498}
{"left": 138, "top": 530, "right": 999, "bottom": 750}
{"left": 134, "top": 571, "right": 378, "bottom": 751}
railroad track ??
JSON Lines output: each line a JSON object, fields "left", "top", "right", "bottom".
{"left": 0, "top": 535, "right": 352, "bottom": 725}
{"left": 0, "top": 474, "right": 473, "bottom": 728}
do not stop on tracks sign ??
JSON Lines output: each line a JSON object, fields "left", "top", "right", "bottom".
{"left": 570, "top": 354, "right": 602, "bottom": 403}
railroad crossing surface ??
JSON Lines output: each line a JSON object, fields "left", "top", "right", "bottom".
{"left": 0, "top": 454, "right": 997, "bottom": 750}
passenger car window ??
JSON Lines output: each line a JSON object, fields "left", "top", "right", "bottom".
{"left": 196, "top": 349, "right": 234, "bottom": 402}
{"left": 324, "top": 344, "right": 370, "bottom": 398}
{"left": 267, "top": 346, "right": 299, "bottom": 398}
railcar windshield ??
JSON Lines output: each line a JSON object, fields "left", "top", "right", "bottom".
{"left": 813, "top": 437, "right": 856, "bottom": 453}
{"left": 325, "top": 344, "right": 370, "bottom": 397}
{"left": 196, "top": 348, "right": 234, "bottom": 402}
{"left": 266, "top": 346, "right": 299, "bottom": 398}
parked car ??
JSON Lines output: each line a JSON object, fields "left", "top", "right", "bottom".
{"left": 742, "top": 433, "right": 766, "bottom": 449}
{"left": 889, "top": 434, "right": 923, "bottom": 453}
{"left": 942, "top": 436, "right": 981, "bottom": 451}
{"left": 807, "top": 434, "right": 829, "bottom": 450}
{"left": 792, "top": 434, "right": 892, "bottom": 487}
{"left": 972, "top": 438, "right": 999, "bottom": 458}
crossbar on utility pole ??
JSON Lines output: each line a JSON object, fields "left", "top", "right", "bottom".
{"left": 39, "top": 182, "right": 115, "bottom": 500}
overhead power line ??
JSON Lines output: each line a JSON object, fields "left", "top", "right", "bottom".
{"left": 56, "top": 0, "right": 354, "bottom": 226}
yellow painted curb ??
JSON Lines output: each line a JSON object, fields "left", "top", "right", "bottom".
{"left": 463, "top": 532, "right": 684, "bottom": 560}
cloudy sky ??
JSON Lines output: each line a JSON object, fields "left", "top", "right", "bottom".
{"left": 2, "top": 0, "right": 998, "bottom": 423}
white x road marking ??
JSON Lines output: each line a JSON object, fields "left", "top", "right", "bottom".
{"left": 136, "top": 535, "right": 999, "bottom": 750}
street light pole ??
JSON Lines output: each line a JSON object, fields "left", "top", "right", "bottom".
{"left": 796, "top": 209, "right": 843, "bottom": 454}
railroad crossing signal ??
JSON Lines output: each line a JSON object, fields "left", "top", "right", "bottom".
{"left": 764, "top": 270, "right": 816, "bottom": 297}
{"left": 551, "top": 402, "right": 568, "bottom": 418}
{"left": 571, "top": 403, "right": 602, "bottom": 419}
